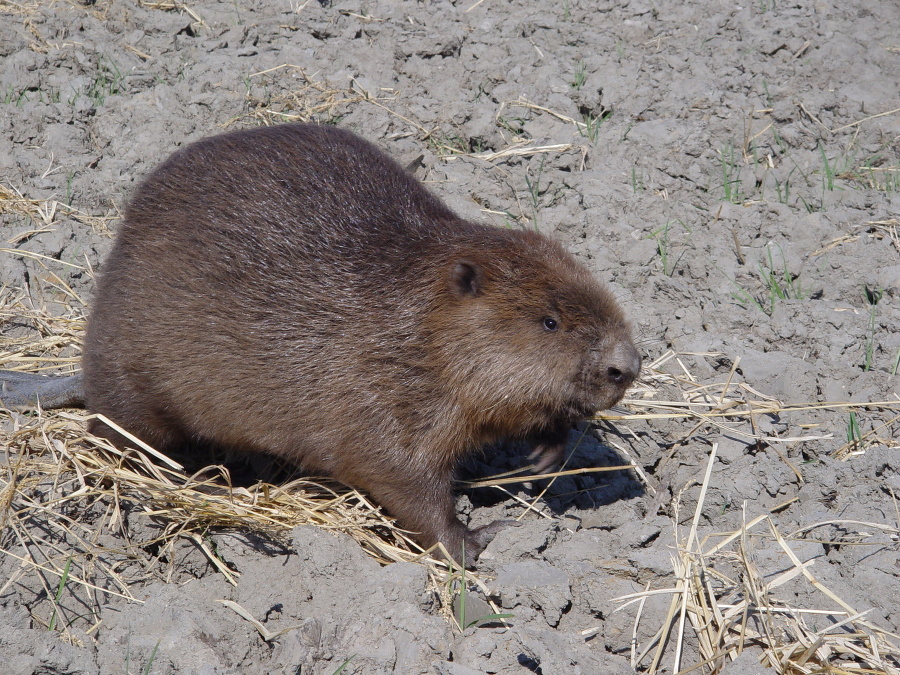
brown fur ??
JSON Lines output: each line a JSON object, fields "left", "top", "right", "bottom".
{"left": 81, "top": 123, "right": 640, "bottom": 564}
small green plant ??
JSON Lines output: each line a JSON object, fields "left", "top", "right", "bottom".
{"left": 819, "top": 141, "right": 836, "bottom": 192}
{"left": 772, "top": 126, "right": 791, "bottom": 154}
{"left": 761, "top": 79, "right": 773, "bottom": 106}
{"left": 125, "top": 632, "right": 133, "bottom": 674}
{"left": 719, "top": 141, "right": 743, "bottom": 203}
{"left": 891, "top": 346, "right": 900, "bottom": 376}
{"left": 450, "top": 544, "right": 513, "bottom": 631}
{"left": 3, "top": 84, "right": 29, "bottom": 106}
{"left": 846, "top": 411, "right": 862, "bottom": 453}
{"left": 48, "top": 556, "right": 73, "bottom": 632}
{"left": 650, "top": 220, "right": 684, "bottom": 276}
{"left": 631, "top": 165, "right": 645, "bottom": 193}
{"left": 863, "top": 285, "right": 882, "bottom": 372}
{"left": 797, "top": 194, "right": 815, "bottom": 214}
{"left": 720, "top": 494, "right": 732, "bottom": 514}
{"left": 523, "top": 157, "right": 564, "bottom": 227}
{"left": 2, "top": 84, "right": 60, "bottom": 107}
{"left": 497, "top": 115, "right": 527, "bottom": 136}
{"left": 570, "top": 61, "right": 587, "bottom": 90}
{"left": 773, "top": 177, "right": 789, "bottom": 203}
{"left": 727, "top": 244, "right": 804, "bottom": 314}
{"left": 578, "top": 110, "right": 611, "bottom": 143}
{"left": 330, "top": 656, "right": 355, "bottom": 674}
{"left": 427, "top": 131, "right": 472, "bottom": 157}
{"left": 125, "top": 635, "right": 162, "bottom": 675}
{"left": 496, "top": 209, "right": 520, "bottom": 229}
{"left": 841, "top": 152, "right": 900, "bottom": 193}
{"left": 65, "top": 171, "right": 75, "bottom": 207}
{"left": 85, "top": 55, "right": 125, "bottom": 106}
{"left": 729, "top": 281, "right": 767, "bottom": 314}
{"left": 773, "top": 168, "right": 795, "bottom": 204}
{"left": 757, "top": 243, "right": 805, "bottom": 312}
{"left": 141, "top": 640, "right": 162, "bottom": 675}
{"left": 524, "top": 156, "right": 546, "bottom": 227}
{"left": 323, "top": 112, "right": 347, "bottom": 126}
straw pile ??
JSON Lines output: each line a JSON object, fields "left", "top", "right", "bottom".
{"left": 613, "top": 442, "right": 900, "bottom": 674}
{"left": 235, "top": 64, "right": 369, "bottom": 127}
{"left": 605, "top": 352, "right": 900, "bottom": 674}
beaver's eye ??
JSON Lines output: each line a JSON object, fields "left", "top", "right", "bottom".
{"left": 542, "top": 317, "right": 558, "bottom": 332}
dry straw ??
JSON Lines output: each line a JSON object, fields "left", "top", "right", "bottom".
{"left": 235, "top": 65, "right": 370, "bottom": 128}
{"left": 612, "top": 444, "right": 900, "bottom": 674}
{"left": 235, "top": 64, "right": 436, "bottom": 142}
{"left": 602, "top": 352, "right": 900, "bottom": 674}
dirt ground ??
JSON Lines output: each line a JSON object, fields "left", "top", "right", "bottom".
{"left": 1, "top": 1, "right": 899, "bottom": 673}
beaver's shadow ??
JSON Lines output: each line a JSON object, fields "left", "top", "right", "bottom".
{"left": 161, "top": 423, "right": 644, "bottom": 520}
{"left": 457, "top": 424, "right": 645, "bottom": 515}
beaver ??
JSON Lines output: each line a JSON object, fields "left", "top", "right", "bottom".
{"left": 1, "top": 123, "right": 640, "bottom": 565}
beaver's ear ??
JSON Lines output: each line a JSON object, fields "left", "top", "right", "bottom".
{"left": 449, "top": 260, "right": 483, "bottom": 297}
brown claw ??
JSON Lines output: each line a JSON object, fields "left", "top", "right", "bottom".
{"left": 527, "top": 422, "right": 571, "bottom": 473}
{"left": 528, "top": 442, "right": 565, "bottom": 473}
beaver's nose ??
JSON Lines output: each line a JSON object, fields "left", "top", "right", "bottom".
{"left": 607, "top": 342, "right": 641, "bottom": 387}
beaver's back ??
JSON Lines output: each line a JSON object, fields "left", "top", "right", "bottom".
{"left": 84, "top": 125, "right": 452, "bottom": 463}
